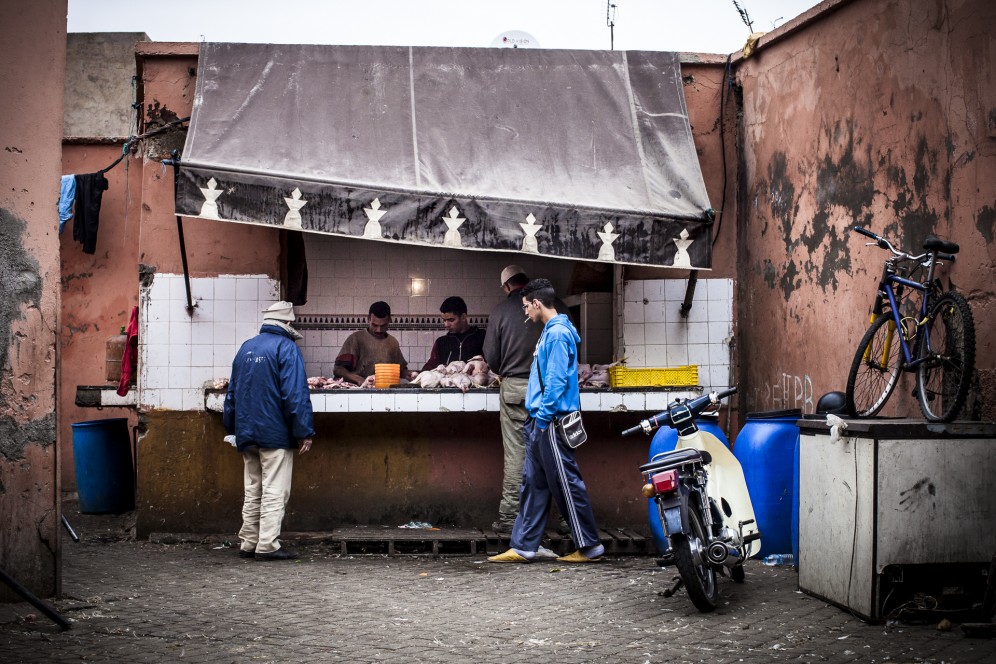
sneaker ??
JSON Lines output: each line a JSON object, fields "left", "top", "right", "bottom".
{"left": 238, "top": 549, "right": 255, "bottom": 559}
{"left": 255, "top": 548, "right": 299, "bottom": 561}
{"left": 487, "top": 549, "right": 530, "bottom": 563}
{"left": 491, "top": 521, "right": 513, "bottom": 535}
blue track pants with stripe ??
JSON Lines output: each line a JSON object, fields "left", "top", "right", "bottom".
{"left": 510, "top": 418, "right": 600, "bottom": 552}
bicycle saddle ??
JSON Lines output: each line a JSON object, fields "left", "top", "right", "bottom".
{"left": 923, "top": 235, "right": 959, "bottom": 254}
{"left": 641, "top": 448, "right": 713, "bottom": 473}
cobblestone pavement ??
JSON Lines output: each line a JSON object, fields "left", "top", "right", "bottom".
{"left": 1, "top": 538, "right": 992, "bottom": 664}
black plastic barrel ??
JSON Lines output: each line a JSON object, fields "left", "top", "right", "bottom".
{"left": 71, "top": 418, "right": 135, "bottom": 514}
{"left": 646, "top": 414, "right": 730, "bottom": 554}
{"left": 733, "top": 409, "right": 801, "bottom": 557}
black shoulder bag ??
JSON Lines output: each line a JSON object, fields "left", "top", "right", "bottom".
{"left": 537, "top": 363, "right": 587, "bottom": 449}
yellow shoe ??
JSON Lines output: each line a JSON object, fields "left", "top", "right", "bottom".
{"left": 557, "top": 549, "right": 603, "bottom": 563}
{"left": 487, "top": 549, "right": 530, "bottom": 563}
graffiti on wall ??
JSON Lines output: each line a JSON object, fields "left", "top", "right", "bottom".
{"left": 752, "top": 372, "right": 815, "bottom": 414}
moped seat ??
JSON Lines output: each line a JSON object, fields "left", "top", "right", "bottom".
{"left": 640, "top": 448, "right": 713, "bottom": 474}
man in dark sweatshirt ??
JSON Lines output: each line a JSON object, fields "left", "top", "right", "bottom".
{"left": 483, "top": 266, "right": 569, "bottom": 534}
{"left": 422, "top": 296, "right": 486, "bottom": 370}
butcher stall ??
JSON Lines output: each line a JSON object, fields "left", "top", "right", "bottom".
{"left": 77, "top": 42, "right": 735, "bottom": 539}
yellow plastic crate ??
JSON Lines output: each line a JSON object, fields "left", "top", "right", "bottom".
{"left": 608, "top": 365, "right": 699, "bottom": 388}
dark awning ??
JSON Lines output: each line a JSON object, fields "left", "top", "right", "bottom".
{"left": 176, "top": 43, "right": 713, "bottom": 268}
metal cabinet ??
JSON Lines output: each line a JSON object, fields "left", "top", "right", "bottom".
{"left": 797, "top": 419, "right": 996, "bottom": 621}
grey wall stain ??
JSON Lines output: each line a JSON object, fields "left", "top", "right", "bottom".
{"left": 0, "top": 413, "right": 57, "bottom": 461}
{"left": 0, "top": 208, "right": 54, "bottom": 460}
{"left": 975, "top": 205, "right": 996, "bottom": 243}
{"left": 883, "top": 136, "right": 940, "bottom": 244}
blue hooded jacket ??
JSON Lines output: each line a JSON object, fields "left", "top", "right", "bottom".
{"left": 223, "top": 325, "right": 315, "bottom": 451}
{"left": 525, "top": 314, "right": 581, "bottom": 429}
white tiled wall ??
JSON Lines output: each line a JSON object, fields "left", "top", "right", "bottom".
{"left": 622, "top": 278, "right": 733, "bottom": 391}
{"left": 297, "top": 235, "right": 575, "bottom": 372}
{"left": 139, "top": 273, "right": 279, "bottom": 411}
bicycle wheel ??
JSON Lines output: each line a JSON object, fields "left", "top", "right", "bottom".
{"left": 846, "top": 314, "right": 904, "bottom": 417}
{"left": 916, "top": 292, "right": 975, "bottom": 422}
{"left": 671, "top": 498, "right": 718, "bottom": 612}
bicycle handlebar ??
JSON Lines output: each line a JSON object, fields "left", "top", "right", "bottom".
{"left": 621, "top": 387, "right": 738, "bottom": 437}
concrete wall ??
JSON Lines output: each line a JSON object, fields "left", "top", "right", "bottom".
{"left": 734, "top": 0, "right": 995, "bottom": 419}
{"left": 0, "top": 0, "right": 67, "bottom": 600}
{"left": 64, "top": 32, "right": 148, "bottom": 138}
{"left": 135, "top": 410, "right": 654, "bottom": 536}
{"left": 59, "top": 144, "right": 143, "bottom": 488}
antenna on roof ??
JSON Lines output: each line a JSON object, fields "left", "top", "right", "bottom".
{"left": 606, "top": 1, "right": 617, "bottom": 50}
{"left": 731, "top": 0, "right": 754, "bottom": 32}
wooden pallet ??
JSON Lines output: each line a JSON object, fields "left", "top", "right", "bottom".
{"left": 281, "top": 526, "right": 650, "bottom": 557}
{"left": 283, "top": 526, "right": 486, "bottom": 555}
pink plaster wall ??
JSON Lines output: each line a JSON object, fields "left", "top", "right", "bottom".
{"left": 734, "top": 0, "right": 995, "bottom": 420}
{"left": 0, "top": 0, "right": 67, "bottom": 599}
{"left": 59, "top": 144, "right": 143, "bottom": 488}
{"left": 136, "top": 50, "right": 280, "bottom": 278}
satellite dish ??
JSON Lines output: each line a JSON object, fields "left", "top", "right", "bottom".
{"left": 490, "top": 30, "right": 540, "bottom": 49}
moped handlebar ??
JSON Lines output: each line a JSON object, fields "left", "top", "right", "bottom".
{"left": 622, "top": 387, "right": 737, "bottom": 437}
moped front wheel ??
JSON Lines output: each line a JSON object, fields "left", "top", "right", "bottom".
{"left": 671, "top": 500, "right": 718, "bottom": 612}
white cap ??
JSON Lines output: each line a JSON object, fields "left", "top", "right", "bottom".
{"left": 261, "top": 300, "right": 296, "bottom": 322}
{"left": 500, "top": 265, "right": 526, "bottom": 286}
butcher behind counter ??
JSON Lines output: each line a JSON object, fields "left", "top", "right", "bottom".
{"left": 301, "top": 296, "right": 613, "bottom": 391}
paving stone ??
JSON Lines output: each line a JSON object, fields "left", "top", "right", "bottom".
{"left": 0, "top": 540, "right": 991, "bottom": 662}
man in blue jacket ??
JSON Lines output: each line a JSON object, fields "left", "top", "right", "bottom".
{"left": 224, "top": 301, "right": 315, "bottom": 561}
{"left": 488, "top": 279, "right": 604, "bottom": 564}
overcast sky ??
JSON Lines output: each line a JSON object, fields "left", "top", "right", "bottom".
{"left": 67, "top": 0, "right": 821, "bottom": 54}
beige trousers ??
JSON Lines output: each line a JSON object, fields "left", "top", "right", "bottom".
{"left": 239, "top": 447, "right": 295, "bottom": 554}
{"left": 497, "top": 377, "right": 529, "bottom": 525}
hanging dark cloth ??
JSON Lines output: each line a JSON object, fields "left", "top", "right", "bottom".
{"left": 73, "top": 171, "right": 109, "bottom": 254}
{"left": 284, "top": 230, "right": 308, "bottom": 306}
{"left": 117, "top": 306, "right": 139, "bottom": 397}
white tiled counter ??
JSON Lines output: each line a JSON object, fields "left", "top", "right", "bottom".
{"left": 204, "top": 388, "right": 700, "bottom": 414}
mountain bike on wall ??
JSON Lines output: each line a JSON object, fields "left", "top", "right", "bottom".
{"left": 845, "top": 226, "right": 976, "bottom": 422}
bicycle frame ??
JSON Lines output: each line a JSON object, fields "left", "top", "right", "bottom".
{"left": 868, "top": 261, "right": 936, "bottom": 371}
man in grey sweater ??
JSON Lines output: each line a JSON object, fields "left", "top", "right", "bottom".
{"left": 483, "top": 265, "right": 569, "bottom": 534}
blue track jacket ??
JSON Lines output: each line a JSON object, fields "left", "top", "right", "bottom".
{"left": 223, "top": 325, "right": 315, "bottom": 451}
{"left": 525, "top": 314, "right": 581, "bottom": 429}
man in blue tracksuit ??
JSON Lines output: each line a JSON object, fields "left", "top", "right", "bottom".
{"left": 488, "top": 279, "right": 604, "bottom": 563}
{"left": 224, "top": 301, "right": 315, "bottom": 561}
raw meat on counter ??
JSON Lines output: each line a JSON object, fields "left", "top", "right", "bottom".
{"left": 578, "top": 362, "right": 619, "bottom": 388}
{"left": 410, "top": 356, "right": 497, "bottom": 392}
{"left": 307, "top": 376, "right": 363, "bottom": 389}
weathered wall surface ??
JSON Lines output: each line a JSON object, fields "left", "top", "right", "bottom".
{"left": 137, "top": 45, "right": 279, "bottom": 279}
{"left": 735, "top": 0, "right": 995, "bottom": 418}
{"left": 0, "top": 0, "right": 67, "bottom": 599}
{"left": 64, "top": 32, "right": 148, "bottom": 138}
{"left": 136, "top": 410, "right": 654, "bottom": 535}
{"left": 59, "top": 144, "right": 143, "bottom": 488}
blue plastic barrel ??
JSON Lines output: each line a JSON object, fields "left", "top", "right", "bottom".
{"left": 72, "top": 418, "right": 135, "bottom": 514}
{"left": 733, "top": 409, "right": 801, "bottom": 557}
{"left": 647, "top": 414, "right": 729, "bottom": 554}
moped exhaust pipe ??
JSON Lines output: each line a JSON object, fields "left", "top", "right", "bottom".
{"left": 706, "top": 541, "right": 742, "bottom": 567}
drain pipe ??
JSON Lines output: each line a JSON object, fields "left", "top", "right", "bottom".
{"left": 679, "top": 271, "right": 698, "bottom": 318}
{"left": 162, "top": 149, "right": 196, "bottom": 316}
